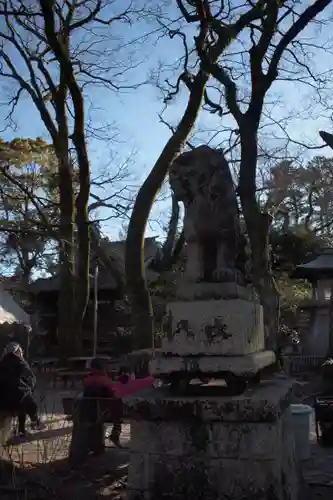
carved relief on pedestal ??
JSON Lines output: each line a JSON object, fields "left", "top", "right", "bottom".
{"left": 175, "top": 319, "right": 195, "bottom": 340}
{"left": 160, "top": 300, "right": 264, "bottom": 356}
{"left": 161, "top": 310, "right": 232, "bottom": 347}
{"left": 204, "top": 316, "right": 231, "bottom": 344}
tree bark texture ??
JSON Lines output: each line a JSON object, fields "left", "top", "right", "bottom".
{"left": 238, "top": 128, "right": 280, "bottom": 350}
{"left": 41, "top": 0, "right": 92, "bottom": 354}
{"left": 125, "top": 70, "right": 209, "bottom": 350}
{"left": 196, "top": 0, "right": 332, "bottom": 354}
{"left": 57, "top": 153, "right": 77, "bottom": 356}
{"left": 73, "top": 124, "right": 91, "bottom": 340}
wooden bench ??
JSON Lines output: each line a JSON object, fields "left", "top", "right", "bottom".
{"left": 65, "top": 396, "right": 124, "bottom": 465}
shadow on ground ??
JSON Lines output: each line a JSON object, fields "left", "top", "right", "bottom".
{"left": 0, "top": 446, "right": 128, "bottom": 500}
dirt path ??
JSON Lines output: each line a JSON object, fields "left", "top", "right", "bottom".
{"left": 0, "top": 385, "right": 130, "bottom": 499}
{"left": 3, "top": 380, "right": 333, "bottom": 499}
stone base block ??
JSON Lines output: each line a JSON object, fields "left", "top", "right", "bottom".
{"left": 161, "top": 299, "right": 264, "bottom": 356}
{"left": 126, "top": 379, "right": 301, "bottom": 500}
{"left": 150, "top": 350, "right": 275, "bottom": 378}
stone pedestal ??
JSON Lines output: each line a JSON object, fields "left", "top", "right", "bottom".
{"left": 153, "top": 295, "right": 275, "bottom": 382}
{"left": 161, "top": 299, "right": 264, "bottom": 356}
{"left": 126, "top": 379, "right": 302, "bottom": 500}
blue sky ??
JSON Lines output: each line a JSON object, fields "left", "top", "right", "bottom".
{"left": 0, "top": 1, "right": 185, "bottom": 241}
{"left": 1, "top": 1, "right": 333, "bottom": 242}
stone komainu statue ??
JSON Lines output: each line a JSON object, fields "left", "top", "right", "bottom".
{"left": 169, "top": 145, "right": 245, "bottom": 284}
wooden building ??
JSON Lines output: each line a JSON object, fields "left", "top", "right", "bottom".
{"left": 29, "top": 237, "right": 159, "bottom": 356}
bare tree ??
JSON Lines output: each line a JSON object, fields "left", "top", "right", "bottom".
{"left": 174, "top": 0, "right": 333, "bottom": 350}
{"left": 0, "top": 0, "right": 148, "bottom": 354}
{"left": 125, "top": 1, "right": 271, "bottom": 349}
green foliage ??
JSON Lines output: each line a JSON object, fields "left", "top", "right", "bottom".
{"left": 271, "top": 228, "right": 324, "bottom": 272}
{"left": 271, "top": 229, "right": 316, "bottom": 331}
{"left": 263, "top": 157, "right": 333, "bottom": 337}
{"left": 277, "top": 272, "right": 311, "bottom": 313}
{"left": 149, "top": 250, "right": 185, "bottom": 300}
{"left": 0, "top": 137, "right": 53, "bottom": 165}
{"left": 265, "top": 156, "right": 333, "bottom": 236}
{"left": 0, "top": 137, "right": 59, "bottom": 281}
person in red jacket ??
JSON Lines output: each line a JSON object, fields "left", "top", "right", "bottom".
{"left": 83, "top": 358, "right": 122, "bottom": 447}
{"left": 84, "top": 358, "right": 114, "bottom": 395}
{"left": 113, "top": 367, "right": 155, "bottom": 398}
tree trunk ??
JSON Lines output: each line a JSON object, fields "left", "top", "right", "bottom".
{"left": 251, "top": 220, "right": 280, "bottom": 350}
{"left": 149, "top": 193, "right": 185, "bottom": 273}
{"left": 55, "top": 81, "right": 77, "bottom": 355}
{"left": 57, "top": 153, "right": 77, "bottom": 356}
{"left": 40, "top": 3, "right": 90, "bottom": 355}
{"left": 238, "top": 130, "right": 280, "bottom": 351}
{"left": 125, "top": 70, "right": 208, "bottom": 350}
{"left": 73, "top": 134, "right": 91, "bottom": 347}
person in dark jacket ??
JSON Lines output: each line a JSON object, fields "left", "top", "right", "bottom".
{"left": 83, "top": 358, "right": 123, "bottom": 447}
{"left": 0, "top": 342, "right": 43, "bottom": 436}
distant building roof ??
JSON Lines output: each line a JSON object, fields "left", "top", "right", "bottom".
{"left": 29, "top": 273, "right": 119, "bottom": 294}
{"left": 103, "top": 237, "right": 160, "bottom": 282}
{"left": 293, "top": 248, "right": 333, "bottom": 280}
{"left": 29, "top": 236, "right": 160, "bottom": 295}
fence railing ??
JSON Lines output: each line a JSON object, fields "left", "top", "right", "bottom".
{"left": 282, "top": 355, "right": 325, "bottom": 375}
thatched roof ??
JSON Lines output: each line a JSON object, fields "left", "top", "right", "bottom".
{"left": 0, "top": 282, "right": 30, "bottom": 325}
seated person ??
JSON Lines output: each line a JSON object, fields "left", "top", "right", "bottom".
{"left": 0, "top": 342, "right": 44, "bottom": 437}
{"left": 83, "top": 358, "right": 123, "bottom": 447}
